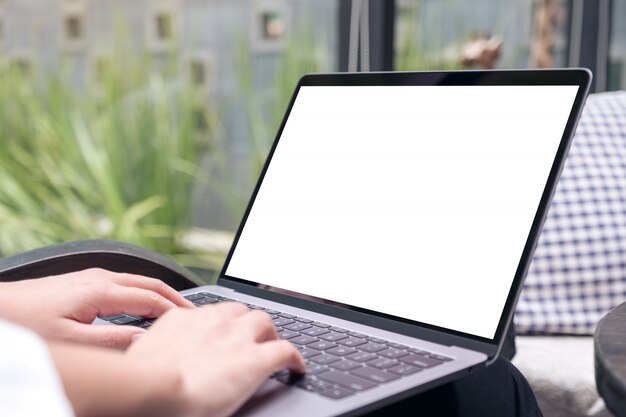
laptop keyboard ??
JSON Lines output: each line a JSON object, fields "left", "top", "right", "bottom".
{"left": 100, "top": 292, "right": 454, "bottom": 400}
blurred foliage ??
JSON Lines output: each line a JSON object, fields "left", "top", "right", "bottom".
{"left": 0, "top": 44, "right": 222, "bottom": 277}
{"left": 395, "top": 2, "right": 464, "bottom": 71}
{"left": 0, "top": 24, "right": 330, "bottom": 280}
{"left": 215, "top": 24, "right": 330, "bottom": 227}
{"left": 236, "top": 28, "right": 329, "bottom": 180}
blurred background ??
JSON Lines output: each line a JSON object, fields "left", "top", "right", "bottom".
{"left": 0, "top": 0, "right": 623, "bottom": 281}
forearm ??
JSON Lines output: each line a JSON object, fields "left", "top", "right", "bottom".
{"left": 48, "top": 342, "right": 185, "bottom": 417}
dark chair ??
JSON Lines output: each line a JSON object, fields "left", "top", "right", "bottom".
{"left": 0, "top": 240, "right": 200, "bottom": 290}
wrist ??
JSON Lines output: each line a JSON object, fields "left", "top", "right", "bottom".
{"left": 50, "top": 342, "right": 187, "bottom": 417}
{"left": 133, "top": 360, "right": 187, "bottom": 417}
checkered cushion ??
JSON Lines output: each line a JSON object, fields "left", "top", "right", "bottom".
{"left": 515, "top": 91, "right": 626, "bottom": 335}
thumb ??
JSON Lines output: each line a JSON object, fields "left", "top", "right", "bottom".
{"left": 71, "top": 323, "right": 147, "bottom": 350}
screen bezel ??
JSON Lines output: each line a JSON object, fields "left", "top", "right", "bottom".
{"left": 218, "top": 69, "right": 591, "bottom": 358}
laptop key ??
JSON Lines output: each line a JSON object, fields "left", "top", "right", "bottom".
{"left": 430, "top": 354, "right": 453, "bottom": 362}
{"left": 351, "top": 367, "right": 400, "bottom": 384}
{"left": 329, "top": 326, "right": 349, "bottom": 333}
{"left": 283, "top": 322, "right": 312, "bottom": 332}
{"left": 317, "top": 371, "right": 377, "bottom": 391}
{"left": 388, "top": 364, "right": 423, "bottom": 376}
{"left": 272, "top": 369, "right": 290, "bottom": 378}
{"left": 359, "top": 343, "right": 387, "bottom": 353}
{"left": 346, "top": 352, "right": 378, "bottom": 363}
{"left": 308, "top": 341, "right": 338, "bottom": 351}
{"left": 184, "top": 293, "right": 206, "bottom": 302}
{"left": 110, "top": 315, "right": 141, "bottom": 325}
{"left": 290, "top": 335, "right": 318, "bottom": 346}
{"left": 301, "top": 327, "right": 330, "bottom": 337}
{"left": 198, "top": 292, "right": 218, "bottom": 298}
{"left": 278, "top": 330, "right": 300, "bottom": 340}
{"left": 295, "top": 317, "right": 314, "bottom": 323}
{"left": 408, "top": 348, "right": 430, "bottom": 356}
{"left": 296, "top": 377, "right": 333, "bottom": 392}
{"left": 378, "top": 348, "right": 409, "bottom": 359}
{"left": 313, "top": 322, "right": 332, "bottom": 329}
{"left": 399, "top": 354, "right": 443, "bottom": 368}
{"left": 367, "top": 336, "right": 388, "bottom": 344}
{"left": 331, "top": 360, "right": 362, "bottom": 372}
{"left": 369, "top": 357, "right": 399, "bottom": 369}
{"left": 275, "top": 372, "right": 303, "bottom": 385}
{"left": 337, "top": 337, "right": 367, "bottom": 347}
{"left": 195, "top": 298, "right": 219, "bottom": 305}
{"left": 299, "top": 348, "right": 322, "bottom": 359}
{"left": 326, "top": 346, "right": 357, "bottom": 356}
{"left": 305, "top": 363, "right": 330, "bottom": 375}
{"left": 318, "top": 332, "right": 348, "bottom": 342}
{"left": 99, "top": 314, "right": 125, "bottom": 321}
{"left": 348, "top": 331, "right": 368, "bottom": 338}
{"left": 320, "top": 387, "right": 355, "bottom": 400}
{"left": 129, "top": 320, "right": 152, "bottom": 329}
{"left": 279, "top": 312, "right": 296, "bottom": 319}
{"left": 203, "top": 292, "right": 220, "bottom": 298}
{"left": 310, "top": 354, "right": 341, "bottom": 365}
{"left": 273, "top": 317, "right": 295, "bottom": 327}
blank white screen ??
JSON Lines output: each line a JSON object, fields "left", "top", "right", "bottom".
{"left": 226, "top": 85, "right": 579, "bottom": 339}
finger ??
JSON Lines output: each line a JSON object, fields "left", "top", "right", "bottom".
{"left": 69, "top": 323, "right": 147, "bottom": 350}
{"left": 97, "top": 285, "right": 179, "bottom": 318}
{"left": 151, "top": 302, "right": 249, "bottom": 335}
{"left": 106, "top": 273, "right": 194, "bottom": 308}
{"left": 256, "top": 340, "right": 306, "bottom": 374}
{"left": 235, "top": 310, "right": 277, "bottom": 343}
{"left": 198, "top": 301, "right": 250, "bottom": 320}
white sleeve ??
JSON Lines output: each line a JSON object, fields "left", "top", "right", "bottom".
{"left": 0, "top": 319, "right": 75, "bottom": 417}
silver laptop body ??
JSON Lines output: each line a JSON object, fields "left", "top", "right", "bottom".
{"left": 159, "top": 70, "right": 591, "bottom": 416}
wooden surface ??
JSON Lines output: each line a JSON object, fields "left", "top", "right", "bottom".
{"left": 595, "top": 302, "right": 626, "bottom": 417}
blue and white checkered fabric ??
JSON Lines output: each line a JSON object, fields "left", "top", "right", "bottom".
{"left": 515, "top": 91, "right": 626, "bottom": 335}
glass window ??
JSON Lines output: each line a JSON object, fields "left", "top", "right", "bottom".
{"left": 609, "top": 0, "right": 626, "bottom": 90}
{"left": 395, "top": 0, "right": 570, "bottom": 71}
{"left": 0, "top": 0, "right": 339, "bottom": 278}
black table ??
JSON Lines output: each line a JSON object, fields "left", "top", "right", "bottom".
{"left": 595, "top": 301, "right": 626, "bottom": 417}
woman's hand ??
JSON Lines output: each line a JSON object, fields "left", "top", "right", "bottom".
{"left": 126, "top": 302, "right": 305, "bottom": 417}
{"left": 0, "top": 268, "right": 193, "bottom": 349}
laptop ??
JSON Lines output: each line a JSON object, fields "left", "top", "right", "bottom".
{"left": 106, "top": 69, "right": 591, "bottom": 416}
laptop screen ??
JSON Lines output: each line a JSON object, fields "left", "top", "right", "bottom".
{"left": 223, "top": 75, "right": 584, "bottom": 340}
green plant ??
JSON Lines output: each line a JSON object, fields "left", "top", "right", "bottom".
{"left": 235, "top": 28, "right": 329, "bottom": 196}
{"left": 0, "top": 47, "right": 223, "bottom": 279}
{"left": 395, "top": 2, "right": 464, "bottom": 71}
